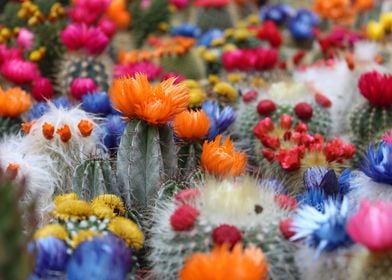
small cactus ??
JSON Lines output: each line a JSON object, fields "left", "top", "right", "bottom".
{"left": 195, "top": 7, "right": 234, "bottom": 33}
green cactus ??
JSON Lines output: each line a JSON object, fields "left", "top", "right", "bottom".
{"left": 72, "top": 159, "right": 117, "bottom": 200}
{"left": 350, "top": 250, "right": 392, "bottom": 280}
{"left": 0, "top": 171, "right": 35, "bottom": 280}
{"left": 177, "top": 143, "right": 203, "bottom": 175}
{"left": 350, "top": 103, "right": 392, "bottom": 145}
{"left": 0, "top": 117, "right": 22, "bottom": 138}
{"left": 116, "top": 119, "right": 177, "bottom": 208}
{"left": 160, "top": 49, "right": 206, "bottom": 80}
{"left": 195, "top": 7, "right": 234, "bottom": 33}
{"left": 56, "top": 55, "right": 113, "bottom": 94}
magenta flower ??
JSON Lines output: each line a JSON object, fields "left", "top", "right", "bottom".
{"left": 98, "top": 18, "right": 117, "bottom": 38}
{"left": 70, "top": 77, "right": 98, "bottom": 100}
{"left": 31, "top": 77, "right": 54, "bottom": 101}
{"left": 68, "top": 0, "right": 110, "bottom": 25}
{"left": 170, "top": 0, "right": 188, "bottom": 10}
{"left": 60, "top": 24, "right": 88, "bottom": 51}
{"left": 0, "top": 45, "right": 23, "bottom": 65}
{"left": 347, "top": 200, "right": 392, "bottom": 252}
{"left": 1, "top": 59, "right": 40, "bottom": 85}
{"left": 114, "top": 62, "right": 162, "bottom": 81}
{"left": 16, "top": 28, "right": 34, "bottom": 51}
{"left": 84, "top": 27, "right": 109, "bottom": 55}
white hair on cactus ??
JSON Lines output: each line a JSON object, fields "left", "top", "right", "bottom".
{"left": 0, "top": 135, "right": 56, "bottom": 224}
{"left": 353, "top": 41, "right": 388, "bottom": 73}
{"left": 265, "top": 81, "right": 313, "bottom": 105}
{"left": 294, "top": 60, "right": 358, "bottom": 136}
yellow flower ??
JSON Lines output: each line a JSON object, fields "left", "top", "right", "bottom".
{"left": 223, "top": 44, "right": 237, "bottom": 52}
{"left": 183, "top": 79, "right": 200, "bottom": 89}
{"left": 90, "top": 194, "right": 126, "bottom": 217}
{"left": 208, "top": 75, "right": 220, "bottom": 85}
{"left": 381, "top": 12, "right": 392, "bottom": 31}
{"left": 189, "top": 88, "right": 206, "bottom": 108}
{"left": 233, "top": 28, "right": 250, "bottom": 41}
{"left": 71, "top": 230, "right": 100, "bottom": 248}
{"left": 54, "top": 193, "right": 79, "bottom": 205}
{"left": 211, "top": 37, "right": 225, "bottom": 47}
{"left": 52, "top": 200, "right": 92, "bottom": 220}
{"left": 224, "top": 28, "right": 234, "bottom": 38}
{"left": 108, "top": 217, "right": 144, "bottom": 251}
{"left": 367, "top": 21, "right": 385, "bottom": 41}
{"left": 34, "top": 224, "right": 68, "bottom": 240}
{"left": 247, "top": 15, "right": 260, "bottom": 25}
{"left": 202, "top": 51, "right": 217, "bottom": 63}
{"left": 227, "top": 73, "right": 242, "bottom": 83}
{"left": 213, "top": 82, "right": 238, "bottom": 102}
{"left": 91, "top": 201, "right": 117, "bottom": 219}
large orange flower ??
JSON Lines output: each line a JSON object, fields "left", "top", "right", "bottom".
{"left": 173, "top": 110, "right": 210, "bottom": 142}
{"left": 201, "top": 135, "right": 247, "bottom": 177}
{"left": 105, "top": 0, "right": 131, "bottom": 29}
{"left": 109, "top": 74, "right": 189, "bottom": 125}
{"left": 180, "top": 244, "right": 269, "bottom": 280}
{"left": 0, "top": 87, "right": 31, "bottom": 117}
{"left": 314, "top": 0, "right": 354, "bottom": 24}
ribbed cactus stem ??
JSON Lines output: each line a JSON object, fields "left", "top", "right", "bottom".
{"left": 177, "top": 143, "right": 203, "bottom": 175}
{"left": 72, "top": 159, "right": 117, "bottom": 200}
{"left": 117, "top": 119, "right": 177, "bottom": 208}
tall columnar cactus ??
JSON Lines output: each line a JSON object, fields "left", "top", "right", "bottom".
{"left": 0, "top": 170, "right": 35, "bottom": 279}
{"left": 72, "top": 158, "right": 117, "bottom": 200}
{"left": 117, "top": 119, "right": 177, "bottom": 208}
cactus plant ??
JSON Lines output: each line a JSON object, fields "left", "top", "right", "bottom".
{"left": 350, "top": 250, "right": 392, "bottom": 280}
{"left": 0, "top": 117, "right": 22, "bottom": 138}
{"left": 195, "top": 6, "right": 234, "bottom": 33}
{"left": 72, "top": 158, "right": 117, "bottom": 200}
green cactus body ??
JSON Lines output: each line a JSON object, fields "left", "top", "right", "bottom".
{"left": 72, "top": 159, "right": 117, "bottom": 201}
{"left": 160, "top": 50, "right": 206, "bottom": 80}
{"left": 57, "top": 54, "right": 113, "bottom": 94}
{"left": 177, "top": 143, "right": 203, "bottom": 175}
{"left": 195, "top": 7, "right": 234, "bottom": 33}
{"left": 350, "top": 103, "right": 392, "bottom": 143}
{"left": 351, "top": 250, "right": 392, "bottom": 280}
{"left": 0, "top": 117, "right": 21, "bottom": 138}
{"left": 117, "top": 119, "right": 177, "bottom": 208}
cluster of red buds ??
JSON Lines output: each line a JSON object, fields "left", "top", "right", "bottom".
{"left": 254, "top": 114, "right": 356, "bottom": 171}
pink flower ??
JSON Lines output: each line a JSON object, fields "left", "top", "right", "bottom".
{"left": 170, "top": 0, "right": 188, "bottom": 9}
{"left": 140, "top": 0, "right": 151, "bottom": 9}
{"left": 162, "top": 72, "right": 186, "bottom": 84}
{"left": 347, "top": 200, "right": 392, "bottom": 252}
{"left": 175, "top": 188, "right": 201, "bottom": 204}
{"left": 84, "top": 27, "right": 109, "bottom": 55}
{"left": 16, "top": 28, "right": 34, "bottom": 51}
{"left": 70, "top": 77, "right": 98, "bottom": 100}
{"left": 114, "top": 62, "right": 162, "bottom": 80}
{"left": 1, "top": 59, "right": 40, "bottom": 85}
{"left": 222, "top": 50, "right": 243, "bottom": 71}
{"left": 0, "top": 45, "right": 22, "bottom": 65}
{"left": 60, "top": 24, "right": 88, "bottom": 51}
{"left": 31, "top": 77, "right": 54, "bottom": 101}
{"left": 194, "top": 0, "right": 229, "bottom": 7}
{"left": 69, "top": 0, "right": 110, "bottom": 25}
{"left": 98, "top": 18, "right": 117, "bottom": 38}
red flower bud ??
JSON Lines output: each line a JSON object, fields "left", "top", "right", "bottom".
{"left": 257, "top": 99, "right": 276, "bottom": 116}
{"left": 279, "top": 218, "right": 295, "bottom": 239}
{"left": 170, "top": 204, "right": 199, "bottom": 231}
{"left": 315, "top": 93, "right": 332, "bottom": 108}
{"left": 212, "top": 224, "right": 242, "bottom": 247}
{"left": 294, "top": 102, "right": 313, "bottom": 120}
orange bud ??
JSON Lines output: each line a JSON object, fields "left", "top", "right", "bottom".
{"left": 21, "top": 121, "right": 34, "bottom": 134}
{"left": 78, "top": 119, "right": 94, "bottom": 137}
{"left": 6, "top": 163, "right": 20, "bottom": 180}
{"left": 42, "top": 122, "right": 55, "bottom": 140}
{"left": 56, "top": 124, "right": 72, "bottom": 143}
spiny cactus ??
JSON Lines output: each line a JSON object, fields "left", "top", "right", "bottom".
{"left": 195, "top": 7, "right": 234, "bottom": 33}
{"left": 177, "top": 143, "right": 203, "bottom": 175}
{"left": 350, "top": 250, "right": 392, "bottom": 280}
{"left": 72, "top": 158, "right": 117, "bottom": 200}
{"left": 117, "top": 119, "right": 177, "bottom": 208}
{"left": 0, "top": 117, "right": 22, "bottom": 138}
{"left": 0, "top": 170, "right": 35, "bottom": 280}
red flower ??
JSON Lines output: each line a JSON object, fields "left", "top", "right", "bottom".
{"left": 315, "top": 92, "right": 332, "bottom": 108}
{"left": 274, "top": 194, "right": 298, "bottom": 210}
{"left": 261, "top": 149, "right": 275, "bottom": 161}
{"left": 253, "top": 118, "right": 274, "bottom": 140}
{"left": 1, "top": 59, "right": 40, "bottom": 85}
{"left": 323, "top": 137, "right": 355, "bottom": 162}
{"left": 31, "top": 77, "right": 54, "bottom": 101}
{"left": 294, "top": 102, "right": 313, "bottom": 120}
{"left": 257, "top": 99, "right": 276, "bottom": 116}
{"left": 242, "top": 90, "right": 258, "bottom": 103}
{"left": 257, "top": 21, "right": 282, "bottom": 48}
{"left": 212, "top": 224, "right": 242, "bottom": 247}
{"left": 293, "top": 50, "right": 306, "bottom": 66}
{"left": 260, "top": 135, "right": 280, "bottom": 150}
{"left": 175, "top": 188, "right": 201, "bottom": 204}
{"left": 170, "top": 204, "right": 200, "bottom": 231}
{"left": 358, "top": 71, "right": 392, "bottom": 107}
{"left": 275, "top": 148, "right": 301, "bottom": 171}
{"left": 280, "top": 114, "right": 292, "bottom": 130}
{"left": 279, "top": 218, "right": 295, "bottom": 239}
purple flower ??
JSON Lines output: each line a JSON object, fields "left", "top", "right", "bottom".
{"left": 202, "top": 100, "right": 235, "bottom": 140}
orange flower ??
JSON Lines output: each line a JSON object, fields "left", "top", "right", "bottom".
{"left": 42, "top": 122, "right": 55, "bottom": 140}
{"left": 173, "top": 110, "right": 210, "bottom": 142}
{"left": 354, "top": 0, "right": 373, "bottom": 12}
{"left": 313, "top": 0, "right": 354, "bottom": 24}
{"left": 78, "top": 120, "right": 94, "bottom": 137}
{"left": 201, "top": 135, "right": 247, "bottom": 177}
{"left": 109, "top": 74, "right": 189, "bottom": 125}
{"left": 21, "top": 121, "right": 35, "bottom": 134}
{"left": 180, "top": 244, "right": 268, "bottom": 280}
{"left": 0, "top": 87, "right": 31, "bottom": 117}
{"left": 105, "top": 0, "right": 131, "bottom": 29}
{"left": 6, "top": 163, "right": 20, "bottom": 180}
{"left": 57, "top": 125, "right": 72, "bottom": 143}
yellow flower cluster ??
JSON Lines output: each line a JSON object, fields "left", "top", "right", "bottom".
{"left": 183, "top": 79, "right": 207, "bottom": 108}
{"left": 367, "top": 12, "right": 392, "bottom": 41}
{"left": 18, "top": 1, "right": 65, "bottom": 26}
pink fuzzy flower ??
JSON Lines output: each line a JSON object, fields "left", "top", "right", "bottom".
{"left": 0, "top": 45, "right": 22, "bottom": 65}
{"left": 98, "top": 18, "right": 117, "bottom": 38}
{"left": 84, "top": 27, "right": 109, "bottom": 55}
{"left": 114, "top": 62, "right": 162, "bottom": 80}
{"left": 31, "top": 77, "right": 54, "bottom": 101}
{"left": 16, "top": 28, "right": 34, "bottom": 51}
{"left": 347, "top": 200, "right": 392, "bottom": 252}
{"left": 60, "top": 24, "right": 88, "bottom": 51}
{"left": 70, "top": 77, "right": 98, "bottom": 100}
{"left": 170, "top": 0, "right": 188, "bottom": 9}
{"left": 1, "top": 59, "right": 40, "bottom": 85}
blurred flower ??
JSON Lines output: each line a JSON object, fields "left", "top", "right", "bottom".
{"left": 202, "top": 100, "right": 235, "bottom": 140}
{"left": 213, "top": 82, "right": 238, "bottom": 102}
{"left": 358, "top": 71, "right": 392, "bottom": 107}
{"left": 98, "top": 18, "right": 117, "bottom": 38}
{"left": 179, "top": 244, "right": 268, "bottom": 280}
{"left": 1, "top": 59, "right": 40, "bottom": 85}
{"left": 0, "top": 44, "right": 22, "bottom": 65}
{"left": 197, "top": 29, "right": 224, "bottom": 47}
{"left": 171, "top": 23, "right": 201, "bottom": 38}
{"left": 68, "top": 0, "right": 110, "bottom": 25}
{"left": 66, "top": 234, "right": 132, "bottom": 280}
{"left": 347, "top": 200, "right": 392, "bottom": 252}
{"left": 32, "top": 237, "right": 68, "bottom": 278}
{"left": 31, "top": 77, "right": 54, "bottom": 101}
{"left": 173, "top": 110, "right": 210, "bottom": 142}
{"left": 170, "top": 0, "right": 189, "bottom": 10}
{"left": 28, "top": 103, "right": 50, "bottom": 121}
{"left": 162, "top": 72, "right": 186, "bottom": 84}
{"left": 84, "top": 27, "right": 109, "bottom": 55}
{"left": 16, "top": 28, "right": 34, "bottom": 51}
{"left": 212, "top": 224, "right": 242, "bottom": 247}
{"left": 114, "top": 61, "right": 162, "bottom": 80}
{"left": 0, "top": 87, "right": 31, "bottom": 117}
{"left": 101, "top": 115, "right": 126, "bottom": 150}
{"left": 201, "top": 135, "right": 247, "bottom": 177}
{"left": 170, "top": 204, "right": 200, "bottom": 231}
{"left": 52, "top": 200, "right": 92, "bottom": 220}
{"left": 105, "top": 0, "right": 131, "bottom": 29}
{"left": 34, "top": 224, "right": 68, "bottom": 241}
{"left": 109, "top": 74, "right": 189, "bottom": 125}
{"left": 222, "top": 48, "right": 278, "bottom": 72}
{"left": 288, "top": 18, "right": 315, "bottom": 41}
{"left": 194, "top": 0, "right": 229, "bottom": 7}
{"left": 70, "top": 77, "right": 98, "bottom": 100}
{"left": 257, "top": 21, "right": 282, "bottom": 48}
{"left": 361, "top": 140, "right": 392, "bottom": 184}
{"left": 291, "top": 198, "right": 353, "bottom": 256}
{"left": 82, "top": 91, "right": 112, "bottom": 115}
{"left": 314, "top": 0, "right": 354, "bottom": 24}
{"left": 367, "top": 21, "right": 385, "bottom": 41}
{"left": 260, "top": 4, "right": 294, "bottom": 25}
{"left": 52, "top": 97, "right": 71, "bottom": 109}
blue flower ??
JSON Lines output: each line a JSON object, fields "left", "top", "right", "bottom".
{"left": 82, "top": 91, "right": 112, "bottom": 115}
{"left": 198, "top": 29, "right": 224, "bottom": 47}
{"left": 361, "top": 141, "right": 392, "bottom": 184}
{"left": 31, "top": 237, "right": 68, "bottom": 278}
{"left": 52, "top": 96, "right": 71, "bottom": 109}
{"left": 101, "top": 115, "right": 126, "bottom": 150}
{"left": 295, "top": 9, "right": 319, "bottom": 26}
{"left": 291, "top": 199, "right": 353, "bottom": 256}
{"left": 171, "top": 23, "right": 201, "bottom": 38}
{"left": 28, "top": 102, "right": 50, "bottom": 121}
{"left": 202, "top": 100, "right": 235, "bottom": 140}
{"left": 66, "top": 234, "right": 132, "bottom": 280}
{"left": 260, "top": 4, "right": 294, "bottom": 25}
{"left": 288, "top": 18, "right": 315, "bottom": 40}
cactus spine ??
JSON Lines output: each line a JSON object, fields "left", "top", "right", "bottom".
{"left": 0, "top": 117, "right": 22, "bottom": 138}
{"left": 350, "top": 250, "right": 392, "bottom": 280}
